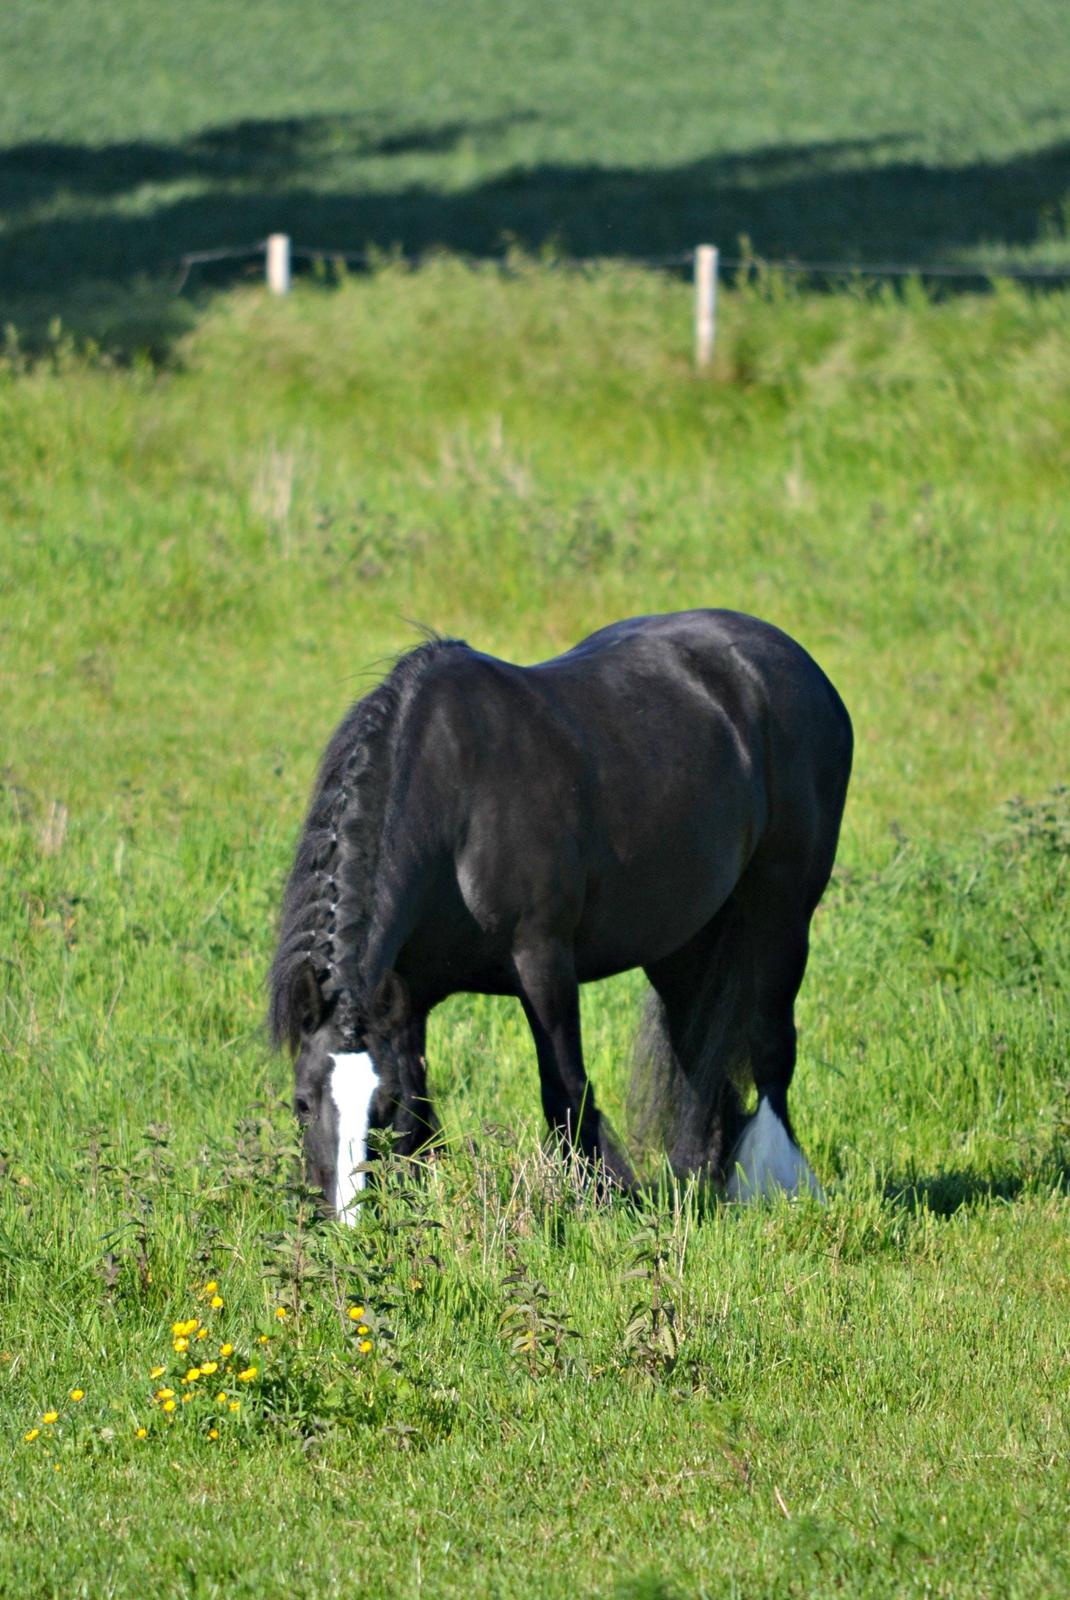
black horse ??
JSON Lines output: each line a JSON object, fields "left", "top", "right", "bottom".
{"left": 269, "top": 610, "right": 852, "bottom": 1218}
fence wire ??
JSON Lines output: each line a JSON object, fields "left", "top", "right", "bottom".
{"left": 174, "top": 238, "right": 1070, "bottom": 293}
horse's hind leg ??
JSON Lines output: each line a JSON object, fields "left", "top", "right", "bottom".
{"left": 726, "top": 865, "right": 824, "bottom": 1202}
{"left": 641, "top": 903, "right": 749, "bottom": 1182}
{"left": 513, "top": 940, "right": 635, "bottom": 1191}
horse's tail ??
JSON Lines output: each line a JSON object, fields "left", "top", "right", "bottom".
{"left": 628, "top": 894, "right": 751, "bottom": 1180}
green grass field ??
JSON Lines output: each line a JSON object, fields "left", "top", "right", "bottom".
{"left": 3, "top": 4, "right": 1070, "bottom": 1591}
{"left": 2, "top": 262, "right": 1068, "bottom": 1597}
{"left": 3, "top": 0, "right": 1070, "bottom": 351}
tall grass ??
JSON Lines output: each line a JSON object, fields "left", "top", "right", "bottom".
{"left": 1, "top": 267, "right": 1068, "bottom": 1596}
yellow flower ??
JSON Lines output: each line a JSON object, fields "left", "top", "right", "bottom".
{"left": 208, "top": 1427, "right": 219, "bottom": 1440}
{"left": 155, "top": 1388, "right": 175, "bottom": 1401}
{"left": 219, "top": 1344, "right": 234, "bottom": 1358}
{"left": 215, "top": 1392, "right": 227, "bottom": 1405}
{"left": 183, "top": 1368, "right": 201, "bottom": 1383}
{"left": 257, "top": 1334, "right": 270, "bottom": 1345}
{"left": 196, "top": 1328, "right": 209, "bottom": 1341}
{"left": 150, "top": 1366, "right": 166, "bottom": 1379}
{"left": 358, "top": 1339, "right": 373, "bottom": 1354}
{"left": 69, "top": 1389, "right": 85, "bottom": 1402}
{"left": 136, "top": 1427, "right": 148, "bottom": 1439}
{"left": 228, "top": 1400, "right": 240, "bottom": 1413}
{"left": 203, "top": 1281, "right": 218, "bottom": 1296}
{"left": 182, "top": 1394, "right": 193, "bottom": 1404}
{"left": 173, "top": 1337, "right": 189, "bottom": 1354}
{"left": 237, "top": 1367, "right": 257, "bottom": 1383}
{"left": 172, "top": 1318, "right": 198, "bottom": 1338}
{"left": 42, "top": 1411, "right": 58, "bottom": 1425}
{"left": 356, "top": 1325, "right": 369, "bottom": 1336}
{"left": 274, "top": 1307, "right": 287, "bottom": 1321}
{"left": 24, "top": 1428, "right": 40, "bottom": 1443}
{"left": 210, "top": 1295, "right": 224, "bottom": 1310}
{"left": 199, "top": 1361, "right": 218, "bottom": 1376}
{"left": 53, "top": 1463, "right": 61, "bottom": 1473}
{"left": 162, "top": 1399, "right": 177, "bottom": 1413}
{"left": 347, "top": 1306, "right": 366, "bottom": 1321}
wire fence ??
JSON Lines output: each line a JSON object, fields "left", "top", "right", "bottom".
{"left": 175, "top": 235, "right": 1070, "bottom": 295}
{"left": 172, "top": 232, "right": 1070, "bottom": 371}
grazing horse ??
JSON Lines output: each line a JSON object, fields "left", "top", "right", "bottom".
{"left": 268, "top": 610, "right": 852, "bottom": 1219}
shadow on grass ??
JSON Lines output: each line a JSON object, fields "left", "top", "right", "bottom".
{"left": 2, "top": 112, "right": 1069, "bottom": 355}
{"left": 883, "top": 1161, "right": 1070, "bottom": 1216}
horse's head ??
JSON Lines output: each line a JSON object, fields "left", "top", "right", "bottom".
{"left": 288, "top": 962, "right": 406, "bottom": 1223}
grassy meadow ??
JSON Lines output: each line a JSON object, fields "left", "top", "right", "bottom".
{"left": 3, "top": 0, "right": 1070, "bottom": 350}
{"left": 1, "top": 264, "right": 1068, "bottom": 1597}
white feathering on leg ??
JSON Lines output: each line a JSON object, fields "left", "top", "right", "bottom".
{"left": 329, "top": 1052, "right": 380, "bottom": 1225}
{"left": 725, "top": 1097, "right": 825, "bottom": 1203}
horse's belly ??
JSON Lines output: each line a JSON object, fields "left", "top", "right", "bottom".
{"left": 572, "top": 849, "right": 741, "bottom": 980}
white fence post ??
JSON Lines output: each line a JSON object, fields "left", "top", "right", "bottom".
{"left": 267, "top": 234, "right": 291, "bottom": 295}
{"left": 694, "top": 244, "right": 718, "bottom": 370}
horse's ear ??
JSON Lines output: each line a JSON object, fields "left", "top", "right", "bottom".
{"left": 294, "top": 959, "right": 324, "bottom": 1035}
{"left": 372, "top": 969, "right": 410, "bottom": 1032}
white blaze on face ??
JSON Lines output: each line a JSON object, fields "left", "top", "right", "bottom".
{"left": 725, "top": 1097, "right": 825, "bottom": 1204}
{"left": 328, "top": 1052, "right": 381, "bottom": 1225}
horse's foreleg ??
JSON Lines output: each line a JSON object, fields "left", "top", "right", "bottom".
{"left": 513, "top": 942, "right": 635, "bottom": 1191}
{"left": 391, "top": 1014, "right": 440, "bottom": 1158}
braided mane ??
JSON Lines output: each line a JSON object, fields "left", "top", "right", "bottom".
{"left": 268, "top": 637, "right": 466, "bottom": 1051}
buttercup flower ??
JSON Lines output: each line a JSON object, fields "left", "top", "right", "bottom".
{"left": 150, "top": 1366, "right": 165, "bottom": 1380}
{"left": 42, "top": 1411, "right": 58, "bottom": 1425}
{"left": 196, "top": 1328, "right": 209, "bottom": 1341}
{"left": 257, "top": 1334, "right": 270, "bottom": 1345}
{"left": 203, "top": 1281, "right": 218, "bottom": 1296}
{"left": 173, "top": 1337, "right": 189, "bottom": 1354}
{"left": 347, "top": 1306, "right": 366, "bottom": 1322}
{"left": 155, "top": 1388, "right": 175, "bottom": 1401}
{"left": 162, "top": 1399, "right": 177, "bottom": 1413}
{"left": 215, "top": 1392, "right": 227, "bottom": 1405}
{"left": 274, "top": 1307, "right": 287, "bottom": 1321}
{"left": 24, "top": 1428, "right": 40, "bottom": 1443}
{"left": 237, "top": 1367, "right": 257, "bottom": 1382}
{"left": 228, "top": 1400, "right": 240, "bottom": 1413}
{"left": 183, "top": 1368, "right": 201, "bottom": 1383}
{"left": 358, "top": 1339, "right": 373, "bottom": 1354}
{"left": 208, "top": 1428, "right": 219, "bottom": 1440}
{"left": 199, "top": 1361, "right": 218, "bottom": 1376}
{"left": 69, "top": 1389, "right": 85, "bottom": 1402}
{"left": 219, "top": 1344, "right": 234, "bottom": 1358}
{"left": 210, "top": 1296, "right": 224, "bottom": 1310}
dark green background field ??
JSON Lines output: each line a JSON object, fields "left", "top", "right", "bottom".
{"left": 2, "top": 5, "right": 1069, "bottom": 1598}
{"left": 3, "top": 0, "right": 1070, "bottom": 350}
